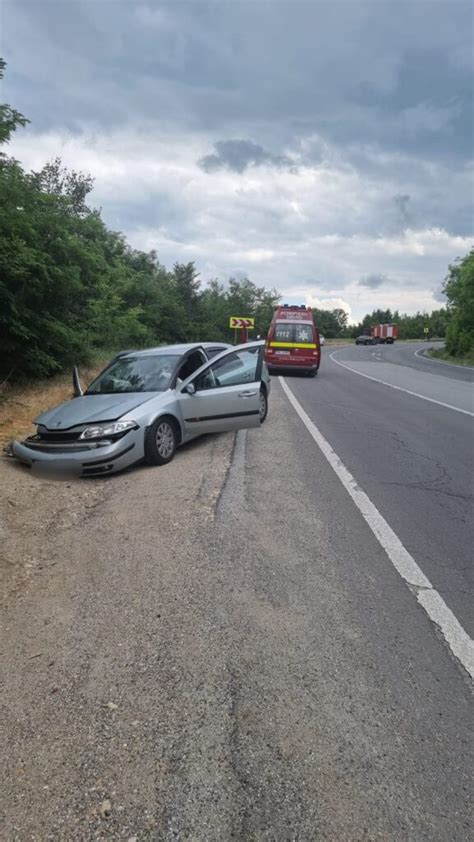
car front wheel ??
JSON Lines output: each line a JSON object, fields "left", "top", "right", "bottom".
{"left": 259, "top": 387, "right": 268, "bottom": 424}
{"left": 144, "top": 416, "right": 178, "bottom": 465}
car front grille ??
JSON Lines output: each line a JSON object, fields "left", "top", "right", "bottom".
{"left": 36, "top": 429, "right": 83, "bottom": 443}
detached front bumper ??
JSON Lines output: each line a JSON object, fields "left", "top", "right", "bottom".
{"left": 12, "top": 430, "right": 144, "bottom": 477}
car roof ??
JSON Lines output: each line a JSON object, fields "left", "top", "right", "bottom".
{"left": 117, "top": 343, "right": 203, "bottom": 359}
{"left": 116, "top": 341, "right": 232, "bottom": 360}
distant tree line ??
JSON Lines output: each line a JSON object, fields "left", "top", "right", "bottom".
{"left": 349, "top": 308, "right": 451, "bottom": 341}
{"left": 1, "top": 59, "right": 471, "bottom": 383}
{"left": 349, "top": 254, "right": 474, "bottom": 355}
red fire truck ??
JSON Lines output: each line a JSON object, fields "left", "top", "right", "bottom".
{"left": 265, "top": 305, "right": 321, "bottom": 376}
{"left": 371, "top": 324, "right": 398, "bottom": 344}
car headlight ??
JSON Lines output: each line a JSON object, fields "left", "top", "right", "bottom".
{"left": 79, "top": 420, "right": 137, "bottom": 440}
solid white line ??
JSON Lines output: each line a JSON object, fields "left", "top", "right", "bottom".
{"left": 329, "top": 350, "right": 474, "bottom": 417}
{"left": 414, "top": 347, "right": 472, "bottom": 371}
{"left": 279, "top": 376, "right": 474, "bottom": 679}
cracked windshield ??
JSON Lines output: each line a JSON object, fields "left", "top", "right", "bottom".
{"left": 1, "top": 1, "right": 473, "bottom": 840}
{"left": 87, "top": 356, "right": 181, "bottom": 394}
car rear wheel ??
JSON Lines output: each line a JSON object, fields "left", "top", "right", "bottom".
{"left": 308, "top": 369, "right": 318, "bottom": 377}
{"left": 144, "top": 416, "right": 178, "bottom": 466}
{"left": 259, "top": 387, "right": 268, "bottom": 424}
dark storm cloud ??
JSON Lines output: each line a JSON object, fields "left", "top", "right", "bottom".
{"left": 2, "top": 0, "right": 472, "bottom": 313}
{"left": 4, "top": 0, "right": 472, "bottom": 163}
{"left": 198, "top": 140, "right": 294, "bottom": 173}
{"left": 393, "top": 194, "right": 412, "bottom": 228}
{"left": 358, "top": 274, "right": 389, "bottom": 289}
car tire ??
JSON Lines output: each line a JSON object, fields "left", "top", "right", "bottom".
{"left": 259, "top": 387, "right": 268, "bottom": 424}
{"left": 308, "top": 369, "right": 318, "bottom": 377}
{"left": 144, "top": 416, "right": 178, "bottom": 466}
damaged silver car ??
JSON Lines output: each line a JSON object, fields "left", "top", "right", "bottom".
{"left": 12, "top": 341, "right": 269, "bottom": 477}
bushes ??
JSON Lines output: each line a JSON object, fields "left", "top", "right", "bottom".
{"left": 443, "top": 250, "right": 474, "bottom": 357}
{"left": 0, "top": 154, "right": 280, "bottom": 382}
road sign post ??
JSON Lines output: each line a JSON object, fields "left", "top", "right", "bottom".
{"left": 229, "top": 317, "right": 255, "bottom": 344}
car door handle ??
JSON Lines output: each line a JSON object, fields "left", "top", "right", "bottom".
{"left": 238, "top": 390, "right": 257, "bottom": 397}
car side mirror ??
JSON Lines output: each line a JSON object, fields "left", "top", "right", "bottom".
{"left": 185, "top": 382, "right": 196, "bottom": 396}
{"left": 73, "top": 366, "right": 83, "bottom": 397}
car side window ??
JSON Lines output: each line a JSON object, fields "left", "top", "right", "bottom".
{"left": 177, "top": 350, "right": 206, "bottom": 382}
{"left": 194, "top": 348, "right": 260, "bottom": 392}
{"left": 205, "top": 346, "right": 226, "bottom": 359}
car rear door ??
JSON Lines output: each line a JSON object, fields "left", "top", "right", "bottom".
{"left": 178, "top": 342, "right": 264, "bottom": 437}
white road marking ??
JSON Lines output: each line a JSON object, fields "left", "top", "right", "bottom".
{"left": 329, "top": 350, "right": 474, "bottom": 417}
{"left": 414, "top": 347, "right": 472, "bottom": 370}
{"left": 279, "top": 376, "right": 474, "bottom": 679}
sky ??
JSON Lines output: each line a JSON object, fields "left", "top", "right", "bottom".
{"left": 2, "top": 0, "right": 473, "bottom": 322}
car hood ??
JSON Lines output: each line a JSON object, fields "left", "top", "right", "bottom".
{"left": 36, "top": 392, "right": 161, "bottom": 430}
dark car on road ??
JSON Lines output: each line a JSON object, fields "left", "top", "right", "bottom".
{"left": 355, "top": 335, "right": 376, "bottom": 346}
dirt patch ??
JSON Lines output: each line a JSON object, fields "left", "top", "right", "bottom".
{"left": 0, "top": 361, "right": 117, "bottom": 601}
{"left": 0, "top": 458, "right": 111, "bottom": 605}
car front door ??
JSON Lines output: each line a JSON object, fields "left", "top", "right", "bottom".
{"left": 178, "top": 342, "right": 264, "bottom": 438}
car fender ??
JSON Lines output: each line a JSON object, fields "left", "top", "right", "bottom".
{"left": 117, "top": 392, "right": 184, "bottom": 443}
{"left": 145, "top": 410, "right": 184, "bottom": 445}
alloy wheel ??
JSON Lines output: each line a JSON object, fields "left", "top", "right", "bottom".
{"left": 156, "top": 421, "right": 175, "bottom": 458}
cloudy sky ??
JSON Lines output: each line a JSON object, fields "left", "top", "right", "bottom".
{"left": 2, "top": 0, "right": 473, "bottom": 321}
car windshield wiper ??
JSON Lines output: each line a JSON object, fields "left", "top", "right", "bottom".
{"left": 85, "top": 388, "right": 164, "bottom": 395}
{"left": 85, "top": 389, "right": 137, "bottom": 395}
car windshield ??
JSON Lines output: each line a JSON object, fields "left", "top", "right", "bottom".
{"left": 274, "top": 323, "right": 314, "bottom": 343}
{"left": 86, "top": 355, "right": 181, "bottom": 394}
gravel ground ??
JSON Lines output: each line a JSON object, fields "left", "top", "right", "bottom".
{"left": 0, "top": 386, "right": 472, "bottom": 840}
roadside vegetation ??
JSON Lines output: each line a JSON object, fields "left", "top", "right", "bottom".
{"left": 0, "top": 357, "right": 109, "bottom": 451}
{"left": 441, "top": 249, "right": 474, "bottom": 361}
{"left": 424, "top": 249, "right": 474, "bottom": 366}
{"left": 428, "top": 347, "right": 474, "bottom": 367}
{"left": 1, "top": 58, "right": 472, "bottom": 398}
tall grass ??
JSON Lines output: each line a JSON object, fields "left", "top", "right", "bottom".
{"left": 0, "top": 354, "right": 112, "bottom": 449}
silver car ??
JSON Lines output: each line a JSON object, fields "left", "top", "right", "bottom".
{"left": 12, "top": 341, "right": 270, "bottom": 477}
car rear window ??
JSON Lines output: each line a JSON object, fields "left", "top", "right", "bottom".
{"left": 274, "top": 323, "right": 314, "bottom": 343}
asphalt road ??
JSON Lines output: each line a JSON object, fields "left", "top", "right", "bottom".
{"left": 304, "top": 341, "right": 474, "bottom": 636}
{"left": 1, "top": 342, "right": 473, "bottom": 840}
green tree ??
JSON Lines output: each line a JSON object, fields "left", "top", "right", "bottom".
{"left": 200, "top": 279, "right": 230, "bottom": 341}
{"left": 312, "top": 307, "right": 349, "bottom": 337}
{"left": 32, "top": 156, "right": 95, "bottom": 216}
{"left": 226, "top": 277, "right": 280, "bottom": 339}
{"left": 0, "top": 60, "right": 291, "bottom": 380}
{"left": 0, "top": 58, "right": 29, "bottom": 149}
{"left": 171, "top": 261, "right": 201, "bottom": 339}
{"left": 443, "top": 250, "right": 474, "bottom": 356}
